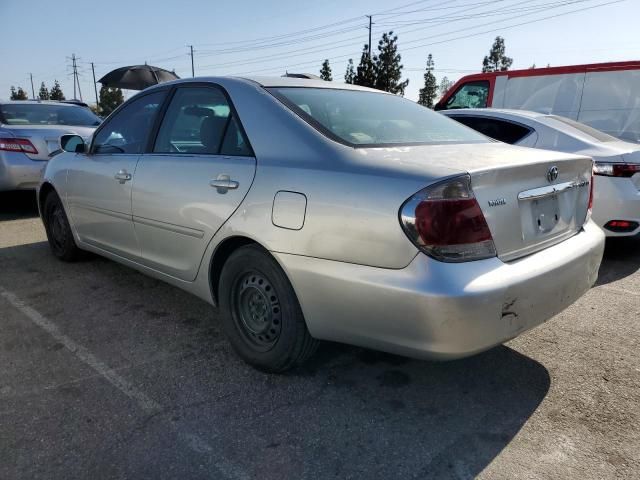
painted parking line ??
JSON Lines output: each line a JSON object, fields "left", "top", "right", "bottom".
{"left": 0, "top": 285, "right": 249, "bottom": 480}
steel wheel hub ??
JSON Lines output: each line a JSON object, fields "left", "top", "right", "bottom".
{"left": 235, "top": 272, "right": 282, "bottom": 349}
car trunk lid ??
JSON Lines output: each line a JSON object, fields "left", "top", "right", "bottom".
{"left": 1, "top": 125, "right": 95, "bottom": 161}
{"left": 354, "top": 142, "right": 593, "bottom": 262}
{"left": 467, "top": 149, "right": 592, "bottom": 261}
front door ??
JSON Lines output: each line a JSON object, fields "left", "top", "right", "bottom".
{"left": 66, "top": 90, "right": 166, "bottom": 259}
{"left": 132, "top": 85, "right": 256, "bottom": 281}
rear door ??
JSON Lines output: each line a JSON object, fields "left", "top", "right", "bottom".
{"left": 66, "top": 90, "right": 166, "bottom": 259}
{"left": 132, "top": 84, "right": 256, "bottom": 281}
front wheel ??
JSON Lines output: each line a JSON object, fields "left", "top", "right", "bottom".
{"left": 219, "top": 245, "right": 319, "bottom": 372}
{"left": 43, "top": 191, "right": 81, "bottom": 262}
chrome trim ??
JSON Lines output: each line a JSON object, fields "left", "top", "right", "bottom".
{"left": 518, "top": 179, "right": 590, "bottom": 201}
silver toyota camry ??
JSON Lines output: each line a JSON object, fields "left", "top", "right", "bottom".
{"left": 0, "top": 101, "right": 100, "bottom": 191}
{"left": 38, "top": 77, "right": 605, "bottom": 372}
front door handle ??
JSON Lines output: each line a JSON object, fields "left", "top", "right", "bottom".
{"left": 210, "top": 174, "right": 239, "bottom": 193}
{"left": 114, "top": 169, "right": 132, "bottom": 184}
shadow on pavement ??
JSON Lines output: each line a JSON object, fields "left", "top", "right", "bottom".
{"left": 0, "top": 191, "right": 39, "bottom": 221}
{"left": 596, "top": 234, "right": 640, "bottom": 286}
{"left": 0, "top": 230, "right": 551, "bottom": 479}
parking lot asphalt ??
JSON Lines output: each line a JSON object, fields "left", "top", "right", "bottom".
{"left": 0, "top": 190, "right": 639, "bottom": 480}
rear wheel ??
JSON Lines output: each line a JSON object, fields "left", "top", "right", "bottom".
{"left": 43, "top": 191, "right": 81, "bottom": 262}
{"left": 219, "top": 245, "right": 319, "bottom": 372}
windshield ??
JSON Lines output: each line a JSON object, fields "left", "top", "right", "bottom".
{"left": 268, "top": 87, "right": 489, "bottom": 147}
{"left": 547, "top": 115, "right": 618, "bottom": 143}
{"left": 0, "top": 103, "right": 102, "bottom": 127}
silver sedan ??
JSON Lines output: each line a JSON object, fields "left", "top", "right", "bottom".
{"left": 443, "top": 108, "right": 640, "bottom": 237}
{"left": 0, "top": 101, "right": 100, "bottom": 191}
{"left": 38, "top": 77, "right": 604, "bottom": 372}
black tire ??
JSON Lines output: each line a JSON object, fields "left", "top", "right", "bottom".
{"left": 43, "top": 191, "right": 81, "bottom": 262}
{"left": 219, "top": 245, "right": 319, "bottom": 372}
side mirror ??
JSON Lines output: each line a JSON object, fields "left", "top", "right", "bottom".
{"left": 60, "top": 134, "right": 86, "bottom": 153}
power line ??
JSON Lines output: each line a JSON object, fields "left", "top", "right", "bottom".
{"left": 197, "top": 0, "right": 592, "bottom": 73}
{"left": 227, "top": 0, "right": 622, "bottom": 76}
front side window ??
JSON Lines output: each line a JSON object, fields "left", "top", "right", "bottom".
{"left": 443, "top": 81, "right": 490, "bottom": 110}
{"left": 92, "top": 91, "right": 165, "bottom": 154}
{"left": 268, "top": 87, "right": 488, "bottom": 147}
{"left": 0, "top": 103, "right": 101, "bottom": 126}
{"left": 153, "top": 86, "right": 251, "bottom": 156}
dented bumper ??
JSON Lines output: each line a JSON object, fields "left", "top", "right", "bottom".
{"left": 274, "top": 220, "right": 605, "bottom": 360}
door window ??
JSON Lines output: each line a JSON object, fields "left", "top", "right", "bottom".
{"left": 450, "top": 116, "right": 533, "bottom": 144}
{"left": 91, "top": 91, "right": 165, "bottom": 154}
{"left": 443, "top": 81, "right": 490, "bottom": 109}
{"left": 153, "top": 86, "right": 251, "bottom": 156}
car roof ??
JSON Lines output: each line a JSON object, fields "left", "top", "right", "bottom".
{"left": 0, "top": 99, "right": 84, "bottom": 107}
{"left": 142, "top": 76, "right": 384, "bottom": 93}
{"left": 442, "top": 108, "right": 549, "bottom": 120}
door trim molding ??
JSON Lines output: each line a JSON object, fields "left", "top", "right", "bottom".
{"left": 133, "top": 215, "right": 205, "bottom": 239}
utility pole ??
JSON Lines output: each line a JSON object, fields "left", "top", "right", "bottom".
{"left": 72, "top": 54, "right": 77, "bottom": 99}
{"left": 91, "top": 62, "right": 99, "bottom": 113}
{"left": 189, "top": 45, "right": 195, "bottom": 77}
{"left": 69, "top": 53, "right": 83, "bottom": 101}
{"left": 29, "top": 73, "right": 35, "bottom": 99}
{"left": 366, "top": 15, "right": 373, "bottom": 58}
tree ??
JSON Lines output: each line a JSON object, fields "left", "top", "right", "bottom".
{"left": 439, "top": 76, "right": 453, "bottom": 97}
{"left": 374, "top": 31, "right": 409, "bottom": 95}
{"left": 49, "top": 80, "right": 65, "bottom": 100}
{"left": 482, "top": 36, "right": 513, "bottom": 73}
{"left": 10, "top": 86, "right": 28, "bottom": 100}
{"left": 354, "top": 45, "right": 377, "bottom": 88}
{"left": 418, "top": 54, "right": 438, "bottom": 108}
{"left": 319, "top": 59, "right": 332, "bottom": 81}
{"left": 98, "top": 85, "right": 124, "bottom": 116}
{"left": 344, "top": 59, "right": 355, "bottom": 84}
{"left": 38, "top": 82, "right": 50, "bottom": 100}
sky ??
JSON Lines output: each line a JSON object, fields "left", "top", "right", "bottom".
{"left": 1, "top": 0, "right": 638, "bottom": 103}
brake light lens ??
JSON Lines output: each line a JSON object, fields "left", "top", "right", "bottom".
{"left": 586, "top": 169, "right": 594, "bottom": 223}
{"left": 400, "top": 175, "right": 497, "bottom": 262}
{"left": 593, "top": 162, "right": 640, "bottom": 177}
{"left": 0, "top": 137, "right": 38, "bottom": 154}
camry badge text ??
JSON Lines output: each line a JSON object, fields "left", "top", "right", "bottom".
{"left": 488, "top": 198, "right": 507, "bottom": 207}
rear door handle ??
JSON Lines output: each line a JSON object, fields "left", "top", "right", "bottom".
{"left": 210, "top": 174, "right": 239, "bottom": 192}
{"left": 114, "top": 169, "right": 132, "bottom": 183}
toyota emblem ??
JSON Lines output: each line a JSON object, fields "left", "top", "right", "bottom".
{"left": 547, "top": 166, "right": 559, "bottom": 183}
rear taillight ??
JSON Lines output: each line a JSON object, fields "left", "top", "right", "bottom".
{"left": 604, "top": 220, "right": 639, "bottom": 233}
{"left": 593, "top": 162, "right": 640, "bottom": 177}
{"left": 400, "top": 175, "right": 497, "bottom": 262}
{"left": 0, "top": 137, "right": 38, "bottom": 154}
{"left": 586, "top": 169, "right": 594, "bottom": 223}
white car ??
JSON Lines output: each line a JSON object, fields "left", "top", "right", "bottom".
{"left": 443, "top": 108, "right": 640, "bottom": 237}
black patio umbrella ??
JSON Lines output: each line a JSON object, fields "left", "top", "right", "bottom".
{"left": 98, "top": 65, "right": 180, "bottom": 90}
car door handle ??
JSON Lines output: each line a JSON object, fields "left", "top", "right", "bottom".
{"left": 114, "top": 170, "right": 132, "bottom": 183}
{"left": 210, "top": 175, "right": 239, "bottom": 192}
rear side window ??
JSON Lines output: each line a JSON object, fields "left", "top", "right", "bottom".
{"left": 443, "top": 81, "right": 490, "bottom": 110}
{"left": 449, "top": 116, "right": 532, "bottom": 144}
{"left": 153, "top": 86, "right": 252, "bottom": 156}
{"left": 92, "top": 91, "right": 165, "bottom": 154}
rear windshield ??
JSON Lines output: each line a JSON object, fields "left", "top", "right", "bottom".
{"left": 268, "top": 87, "right": 488, "bottom": 147}
{"left": 547, "top": 115, "right": 618, "bottom": 143}
{"left": 0, "top": 103, "right": 101, "bottom": 127}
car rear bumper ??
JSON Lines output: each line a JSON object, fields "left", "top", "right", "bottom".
{"left": 592, "top": 175, "right": 640, "bottom": 237}
{"left": 0, "top": 150, "right": 46, "bottom": 191}
{"left": 275, "top": 220, "right": 605, "bottom": 360}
